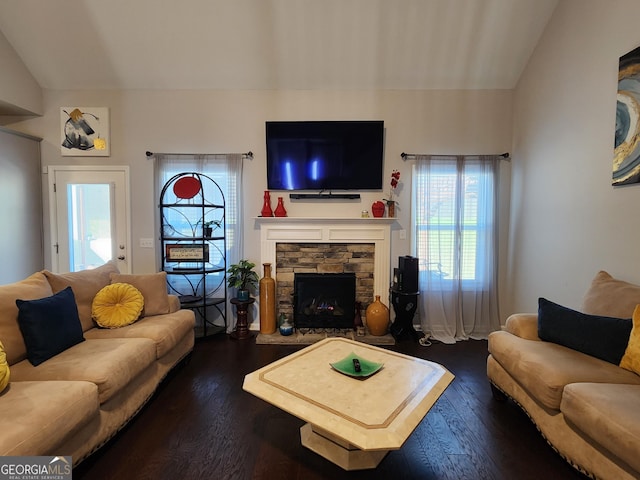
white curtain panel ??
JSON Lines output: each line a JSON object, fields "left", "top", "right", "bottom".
{"left": 155, "top": 153, "right": 243, "bottom": 332}
{"left": 413, "top": 155, "right": 500, "bottom": 343}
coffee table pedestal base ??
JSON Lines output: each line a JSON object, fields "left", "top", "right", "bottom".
{"left": 300, "top": 423, "right": 389, "bottom": 471}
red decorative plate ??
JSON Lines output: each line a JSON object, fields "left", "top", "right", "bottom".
{"left": 173, "top": 176, "right": 201, "bottom": 199}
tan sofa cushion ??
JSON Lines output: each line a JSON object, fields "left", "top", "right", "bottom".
{"left": 43, "top": 261, "right": 119, "bottom": 332}
{"left": 0, "top": 380, "right": 98, "bottom": 456}
{"left": 488, "top": 330, "right": 640, "bottom": 410}
{"left": 84, "top": 309, "right": 195, "bottom": 358}
{"left": 562, "top": 383, "right": 640, "bottom": 473}
{"left": 0, "top": 272, "right": 53, "bottom": 365}
{"left": 10, "top": 338, "right": 156, "bottom": 404}
{"left": 581, "top": 270, "right": 640, "bottom": 319}
{"left": 110, "top": 272, "right": 170, "bottom": 316}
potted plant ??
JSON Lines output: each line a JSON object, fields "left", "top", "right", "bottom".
{"left": 227, "top": 259, "right": 259, "bottom": 301}
{"left": 202, "top": 219, "right": 221, "bottom": 237}
{"left": 383, "top": 169, "right": 401, "bottom": 217}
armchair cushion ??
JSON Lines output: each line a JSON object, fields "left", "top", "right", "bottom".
{"left": 581, "top": 270, "right": 640, "bottom": 319}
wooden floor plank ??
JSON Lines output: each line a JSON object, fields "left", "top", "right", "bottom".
{"left": 74, "top": 336, "right": 587, "bottom": 480}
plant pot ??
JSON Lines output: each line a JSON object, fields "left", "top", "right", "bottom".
{"left": 386, "top": 201, "right": 395, "bottom": 218}
{"left": 237, "top": 289, "right": 250, "bottom": 301}
{"left": 204, "top": 226, "right": 213, "bottom": 237}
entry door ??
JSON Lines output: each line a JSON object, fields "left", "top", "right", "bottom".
{"left": 49, "top": 166, "right": 131, "bottom": 273}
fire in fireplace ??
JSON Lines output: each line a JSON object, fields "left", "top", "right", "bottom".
{"left": 294, "top": 273, "right": 356, "bottom": 330}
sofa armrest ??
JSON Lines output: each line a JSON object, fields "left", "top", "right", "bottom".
{"left": 504, "top": 313, "right": 540, "bottom": 341}
{"left": 168, "top": 295, "right": 181, "bottom": 313}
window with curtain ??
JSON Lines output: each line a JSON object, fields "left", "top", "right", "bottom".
{"left": 155, "top": 153, "right": 243, "bottom": 332}
{"left": 412, "top": 155, "right": 500, "bottom": 343}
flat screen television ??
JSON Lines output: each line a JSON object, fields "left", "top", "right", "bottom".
{"left": 266, "top": 120, "right": 384, "bottom": 191}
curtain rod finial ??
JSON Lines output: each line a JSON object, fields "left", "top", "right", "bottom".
{"left": 146, "top": 151, "right": 153, "bottom": 157}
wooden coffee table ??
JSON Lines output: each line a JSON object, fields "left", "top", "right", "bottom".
{"left": 243, "top": 337, "right": 454, "bottom": 470}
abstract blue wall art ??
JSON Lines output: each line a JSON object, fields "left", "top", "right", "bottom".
{"left": 614, "top": 46, "right": 640, "bottom": 186}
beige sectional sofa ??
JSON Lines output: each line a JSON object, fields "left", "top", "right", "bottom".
{"left": 0, "top": 261, "right": 195, "bottom": 466}
{"left": 488, "top": 271, "right": 640, "bottom": 480}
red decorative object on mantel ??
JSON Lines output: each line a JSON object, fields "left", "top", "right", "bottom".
{"left": 261, "top": 190, "right": 273, "bottom": 217}
{"left": 274, "top": 197, "right": 287, "bottom": 217}
{"left": 371, "top": 201, "right": 385, "bottom": 218}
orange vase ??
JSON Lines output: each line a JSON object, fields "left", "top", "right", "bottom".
{"left": 365, "top": 295, "right": 390, "bottom": 336}
{"left": 259, "top": 263, "right": 276, "bottom": 334}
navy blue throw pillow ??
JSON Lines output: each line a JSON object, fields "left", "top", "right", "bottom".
{"left": 16, "top": 286, "right": 85, "bottom": 366}
{"left": 538, "top": 297, "right": 632, "bottom": 364}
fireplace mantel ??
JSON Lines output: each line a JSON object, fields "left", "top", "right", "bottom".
{"left": 255, "top": 217, "right": 394, "bottom": 301}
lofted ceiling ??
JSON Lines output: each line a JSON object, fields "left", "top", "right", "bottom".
{"left": 0, "top": 0, "right": 558, "bottom": 92}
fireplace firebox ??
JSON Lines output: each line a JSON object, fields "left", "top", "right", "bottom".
{"left": 294, "top": 273, "right": 356, "bottom": 330}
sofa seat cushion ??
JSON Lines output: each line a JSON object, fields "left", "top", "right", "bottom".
{"left": 9, "top": 338, "right": 156, "bottom": 404}
{"left": 0, "top": 380, "right": 99, "bottom": 456}
{"left": 488, "top": 330, "right": 640, "bottom": 410}
{"left": 84, "top": 309, "right": 195, "bottom": 358}
{"left": 0, "top": 272, "right": 53, "bottom": 365}
{"left": 562, "top": 383, "right": 640, "bottom": 473}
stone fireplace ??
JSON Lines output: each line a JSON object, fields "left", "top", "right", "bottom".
{"left": 278, "top": 244, "right": 372, "bottom": 328}
{"left": 255, "top": 217, "right": 393, "bottom": 332}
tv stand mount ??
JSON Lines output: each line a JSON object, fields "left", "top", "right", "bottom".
{"left": 289, "top": 193, "right": 361, "bottom": 200}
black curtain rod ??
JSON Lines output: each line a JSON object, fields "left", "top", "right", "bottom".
{"left": 145, "top": 151, "right": 254, "bottom": 159}
{"left": 401, "top": 152, "right": 510, "bottom": 160}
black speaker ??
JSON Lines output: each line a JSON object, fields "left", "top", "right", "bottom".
{"left": 398, "top": 256, "right": 419, "bottom": 293}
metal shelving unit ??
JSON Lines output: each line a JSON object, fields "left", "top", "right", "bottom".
{"left": 159, "top": 172, "right": 227, "bottom": 337}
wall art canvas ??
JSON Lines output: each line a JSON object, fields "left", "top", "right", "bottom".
{"left": 614, "top": 46, "right": 640, "bottom": 185}
{"left": 60, "top": 107, "right": 110, "bottom": 156}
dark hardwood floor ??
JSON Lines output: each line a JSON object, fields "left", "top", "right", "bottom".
{"left": 74, "top": 335, "right": 586, "bottom": 480}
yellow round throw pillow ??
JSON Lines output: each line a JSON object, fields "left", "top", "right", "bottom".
{"left": 92, "top": 283, "right": 144, "bottom": 329}
{"left": 0, "top": 340, "right": 10, "bottom": 393}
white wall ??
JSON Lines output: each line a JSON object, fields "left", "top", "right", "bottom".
{"left": 0, "top": 128, "right": 43, "bottom": 283}
{"left": 509, "top": 0, "right": 640, "bottom": 315}
{"left": 8, "top": 89, "right": 512, "bottom": 298}
{"left": 0, "top": 29, "right": 42, "bottom": 116}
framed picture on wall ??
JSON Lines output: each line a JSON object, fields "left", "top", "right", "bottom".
{"left": 613, "top": 46, "right": 640, "bottom": 185}
{"left": 60, "top": 107, "right": 110, "bottom": 156}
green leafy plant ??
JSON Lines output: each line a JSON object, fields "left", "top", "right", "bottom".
{"left": 203, "top": 220, "right": 222, "bottom": 228}
{"left": 227, "top": 259, "right": 259, "bottom": 294}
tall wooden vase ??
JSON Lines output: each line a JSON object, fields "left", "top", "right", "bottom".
{"left": 259, "top": 263, "right": 277, "bottom": 334}
{"left": 365, "top": 295, "right": 390, "bottom": 336}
